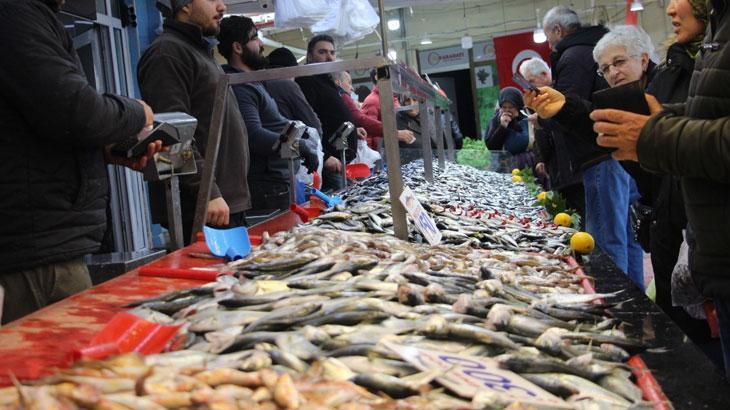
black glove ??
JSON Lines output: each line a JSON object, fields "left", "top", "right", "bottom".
{"left": 298, "top": 136, "right": 319, "bottom": 174}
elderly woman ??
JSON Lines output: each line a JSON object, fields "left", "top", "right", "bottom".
{"left": 526, "top": 25, "right": 656, "bottom": 289}
{"left": 485, "top": 87, "right": 536, "bottom": 172}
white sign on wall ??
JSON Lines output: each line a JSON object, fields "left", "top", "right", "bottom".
{"left": 473, "top": 40, "right": 496, "bottom": 62}
{"left": 418, "top": 45, "right": 469, "bottom": 74}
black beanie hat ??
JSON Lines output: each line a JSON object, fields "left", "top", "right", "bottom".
{"left": 498, "top": 86, "right": 525, "bottom": 110}
{"left": 267, "top": 47, "right": 299, "bottom": 68}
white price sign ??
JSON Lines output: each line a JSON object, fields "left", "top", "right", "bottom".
{"left": 384, "top": 341, "right": 570, "bottom": 407}
{"left": 399, "top": 186, "right": 441, "bottom": 245}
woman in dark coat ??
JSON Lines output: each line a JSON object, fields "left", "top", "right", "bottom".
{"left": 645, "top": 0, "right": 712, "bottom": 343}
{"left": 484, "top": 87, "right": 536, "bottom": 171}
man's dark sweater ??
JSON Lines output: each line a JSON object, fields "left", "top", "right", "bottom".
{"left": 223, "top": 65, "right": 290, "bottom": 183}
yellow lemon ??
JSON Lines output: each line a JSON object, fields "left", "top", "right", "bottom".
{"left": 570, "top": 232, "right": 595, "bottom": 254}
{"left": 553, "top": 212, "right": 572, "bottom": 227}
{"left": 511, "top": 168, "right": 521, "bottom": 175}
{"left": 511, "top": 175, "right": 523, "bottom": 183}
{"left": 536, "top": 191, "right": 548, "bottom": 202}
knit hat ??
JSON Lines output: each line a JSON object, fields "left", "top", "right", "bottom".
{"left": 267, "top": 47, "right": 299, "bottom": 68}
{"left": 498, "top": 86, "right": 525, "bottom": 110}
{"left": 156, "top": 0, "right": 193, "bottom": 18}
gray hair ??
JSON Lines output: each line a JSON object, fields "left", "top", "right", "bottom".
{"left": 543, "top": 6, "right": 580, "bottom": 31}
{"left": 332, "top": 71, "right": 350, "bottom": 85}
{"left": 593, "top": 25, "right": 657, "bottom": 63}
{"left": 519, "top": 57, "right": 551, "bottom": 79}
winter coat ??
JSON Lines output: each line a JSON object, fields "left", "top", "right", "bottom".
{"left": 264, "top": 79, "right": 322, "bottom": 136}
{"left": 340, "top": 90, "right": 383, "bottom": 150}
{"left": 637, "top": 0, "right": 730, "bottom": 299}
{"left": 296, "top": 74, "right": 357, "bottom": 163}
{"left": 550, "top": 25, "right": 612, "bottom": 170}
{"left": 138, "top": 19, "right": 251, "bottom": 225}
{"left": 0, "top": 0, "right": 146, "bottom": 273}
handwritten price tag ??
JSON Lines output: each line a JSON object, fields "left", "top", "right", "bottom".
{"left": 399, "top": 186, "right": 441, "bottom": 245}
{"left": 383, "top": 341, "right": 570, "bottom": 407}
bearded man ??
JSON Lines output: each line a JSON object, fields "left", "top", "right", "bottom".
{"left": 138, "top": 0, "right": 252, "bottom": 243}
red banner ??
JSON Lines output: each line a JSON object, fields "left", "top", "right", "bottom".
{"left": 625, "top": 0, "right": 639, "bottom": 25}
{"left": 493, "top": 31, "right": 552, "bottom": 89}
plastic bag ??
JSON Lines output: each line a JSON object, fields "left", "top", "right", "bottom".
{"left": 671, "top": 232, "right": 706, "bottom": 320}
{"left": 351, "top": 139, "right": 381, "bottom": 169}
{"left": 296, "top": 125, "right": 324, "bottom": 187}
{"left": 274, "top": 0, "right": 329, "bottom": 29}
{"left": 311, "top": 0, "right": 379, "bottom": 44}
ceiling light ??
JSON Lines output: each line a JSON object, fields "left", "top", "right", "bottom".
{"left": 533, "top": 28, "right": 546, "bottom": 43}
{"left": 421, "top": 34, "right": 432, "bottom": 45}
{"left": 630, "top": 0, "right": 644, "bottom": 11}
{"left": 461, "top": 34, "right": 473, "bottom": 49}
{"left": 387, "top": 18, "right": 400, "bottom": 31}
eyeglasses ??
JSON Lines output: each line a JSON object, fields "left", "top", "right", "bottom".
{"left": 597, "top": 56, "right": 635, "bottom": 77}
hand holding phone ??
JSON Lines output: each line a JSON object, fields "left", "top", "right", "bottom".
{"left": 513, "top": 72, "right": 540, "bottom": 94}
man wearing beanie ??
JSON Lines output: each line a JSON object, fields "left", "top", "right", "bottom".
{"left": 216, "top": 16, "right": 319, "bottom": 213}
{"left": 138, "top": 0, "right": 251, "bottom": 244}
{"left": 263, "top": 48, "right": 322, "bottom": 135}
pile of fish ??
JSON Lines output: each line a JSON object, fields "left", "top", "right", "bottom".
{"left": 0, "top": 353, "right": 441, "bottom": 409}
{"left": 124, "top": 227, "right": 653, "bottom": 409}
{"left": 314, "top": 161, "right": 575, "bottom": 254}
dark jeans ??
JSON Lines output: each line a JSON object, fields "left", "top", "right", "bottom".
{"left": 714, "top": 299, "right": 730, "bottom": 378}
{"left": 322, "top": 169, "right": 345, "bottom": 193}
{"left": 0, "top": 258, "right": 91, "bottom": 324}
{"left": 249, "top": 179, "right": 290, "bottom": 212}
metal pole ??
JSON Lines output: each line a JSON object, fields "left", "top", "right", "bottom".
{"left": 165, "top": 176, "right": 183, "bottom": 250}
{"left": 378, "top": 0, "right": 389, "bottom": 59}
{"left": 434, "top": 108, "right": 446, "bottom": 169}
{"left": 341, "top": 149, "right": 348, "bottom": 189}
{"left": 191, "top": 74, "right": 230, "bottom": 242}
{"left": 378, "top": 66, "right": 408, "bottom": 240}
{"left": 419, "top": 101, "right": 434, "bottom": 184}
{"left": 288, "top": 160, "right": 297, "bottom": 206}
{"left": 443, "top": 109, "right": 456, "bottom": 162}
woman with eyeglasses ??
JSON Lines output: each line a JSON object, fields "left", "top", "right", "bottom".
{"left": 525, "top": 25, "right": 656, "bottom": 290}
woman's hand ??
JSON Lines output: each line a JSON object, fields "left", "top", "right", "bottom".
{"left": 525, "top": 87, "right": 566, "bottom": 119}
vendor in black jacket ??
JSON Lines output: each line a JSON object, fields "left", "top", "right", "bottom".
{"left": 0, "top": 0, "right": 158, "bottom": 323}
{"left": 138, "top": 0, "right": 252, "bottom": 243}
{"left": 296, "top": 35, "right": 363, "bottom": 192}
{"left": 217, "top": 16, "right": 318, "bottom": 213}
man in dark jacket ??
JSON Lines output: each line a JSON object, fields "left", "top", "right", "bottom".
{"left": 0, "top": 0, "right": 157, "bottom": 323}
{"left": 217, "top": 16, "right": 318, "bottom": 212}
{"left": 592, "top": 0, "right": 730, "bottom": 376}
{"left": 296, "top": 35, "right": 361, "bottom": 192}
{"left": 264, "top": 47, "right": 323, "bottom": 137}
{"left": 519, "top": 57, "right": 585, "bottom": 217}
{"left": 138, "top": 0, "right": 251, "bottom": 243}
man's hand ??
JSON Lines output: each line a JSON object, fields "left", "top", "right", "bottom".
{"left": 299, "top": 140, "right": 320, "bottom": 174}
{"left": 499, "top": 110, "right": 512, "bottom": 128}
{"left": 524, "top": 87, "right": 566, "bottom": 119}
{"left": 397, "top": 129, "right": 416, "bottom": 144}
{"left": 136, "top": 99, "right": 154, "bottom": 128}
{"left": 646, "top": 93, "right": 663, "bottom": 115}
{"left": 104, "top": 140, "right": 162, "bottom": 171}
{"left": 356, "top": 127, "right": 367, "bottom": 140}
{"left": 324, "top": 156, "right": 342, "bottom": 172}
{"left": 590, "top": 108, "right": 653, "bottom": 162}
{"left": 527, "top": 113, "right": 539, "bottom": 127}
{"left": 207, "top": 197, "right": 230, "bottom": 226}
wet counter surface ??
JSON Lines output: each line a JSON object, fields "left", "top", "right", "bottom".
{"left": 583, "top": 250, "right": 729, "bottom": 409}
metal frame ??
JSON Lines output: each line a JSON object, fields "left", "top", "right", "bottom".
{"left": 190, "top": 57, "right": 454, "bottom": 242}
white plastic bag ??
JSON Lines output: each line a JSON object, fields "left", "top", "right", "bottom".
{"left": 296, "top": 125, "right": 324, "bottom": 187}
{"left": 311, "top": 0, "right": 379, "bottom": 44}
{"left": 351, "top": 139, "right": 381, "bottom": 169}
{"left": 274, "top": 0, "right": 329, "bottom": 29}
{"left": 671, "top": 231, "right": 706, "bottom": 320}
